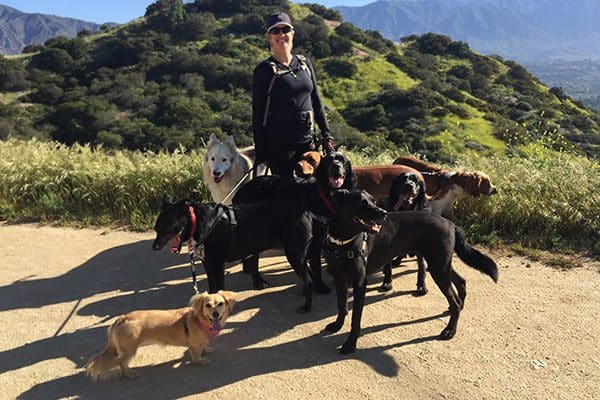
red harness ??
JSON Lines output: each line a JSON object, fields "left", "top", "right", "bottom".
{"left": 171, "top": 205, "right": 198, "bottom": 253}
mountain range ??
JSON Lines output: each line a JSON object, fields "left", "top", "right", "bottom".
{"left": 335, "top": 0, "right": 600, "bottom": 61}
{"left": 1, "top": 0, "right": 598, "bottom": 160}
{"left": 0, "top": 4, "right": 103, "bottom": 55}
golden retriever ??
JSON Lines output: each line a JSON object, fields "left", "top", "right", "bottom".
{"left": 85, "top": 291, "right": 236, "bottom": 381}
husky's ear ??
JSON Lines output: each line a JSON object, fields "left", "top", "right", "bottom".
{"left": 161, "top": 193, "right": 173, "bottom": 210}
{"left": 225, "top": 135, "right": 237, "bottom": 151}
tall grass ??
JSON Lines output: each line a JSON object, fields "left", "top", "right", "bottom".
{"left": 453, "top": 144, "right": 600, "bottom": 254}
{"left": 0, "top": 139, "right": 598, "bottom": 254}
{"left": 0, "top": 139, "right": 207, "bottom": 229}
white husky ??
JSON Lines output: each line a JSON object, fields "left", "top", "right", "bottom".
{"left": 203, "top": 134, "right": 263, "bottom": 205}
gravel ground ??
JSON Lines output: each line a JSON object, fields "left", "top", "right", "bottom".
{"left": 0, "top": 223, "right": 598, "bottom": 400}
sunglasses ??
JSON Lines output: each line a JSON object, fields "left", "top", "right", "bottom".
{"left": 268, "top": 26, "right": 293, "bottom": 35}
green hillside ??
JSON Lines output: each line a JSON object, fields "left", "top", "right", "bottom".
{"left": 1, "top": 0, "right": 599, "bottom": 161}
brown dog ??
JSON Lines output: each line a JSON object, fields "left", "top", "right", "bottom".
{"left": 296, "top": 151, "right": 424, "bottom": 200}
{"left": 85, "top": 291, "right": 236, "bottom": 381}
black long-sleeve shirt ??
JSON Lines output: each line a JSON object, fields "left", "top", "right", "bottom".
{"left": 252, "top": 55, "right": 330, "bottom": 161}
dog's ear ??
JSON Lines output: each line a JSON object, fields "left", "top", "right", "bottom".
{"left": 217, "top": 290, "right": 237, "bottom": 311}
{"left": 345, "top": 161, "right": 358, "bottom": 190}
{"left": 189, "top": 292, "right": 209, "bottom": 314}
{"left": 225, "top": 135, "right": 237, "bottom": 150}
{"left": 206, "top": 133, "right": 218, "bottom": 152}
{"left": 162, "top": 194, "right": 173, "bottom": 210}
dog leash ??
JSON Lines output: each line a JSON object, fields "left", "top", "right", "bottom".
{"left": 218, "top": 164, "right": 259, "bottom": 205}
{"left": 187, "top": 163, "right": 261, "bottom": 293}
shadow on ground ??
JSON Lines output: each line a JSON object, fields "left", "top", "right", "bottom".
{"left": 0, "top": 238, "right": 440, "bottom": 399}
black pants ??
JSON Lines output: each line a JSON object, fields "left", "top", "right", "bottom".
{"left": 267, "top": 141, "right": 315, "bottom": 178}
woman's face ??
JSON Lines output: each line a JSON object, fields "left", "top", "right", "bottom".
{"left": 267, "top": 24, "right": 294, "bottom": 52}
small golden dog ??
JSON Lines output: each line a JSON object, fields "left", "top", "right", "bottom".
{"left": 85, "top": 291, "right": 236, "bottom": 381}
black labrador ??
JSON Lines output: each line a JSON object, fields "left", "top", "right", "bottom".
{"left": 323, "top": 190, "right": 498, "bottom": 354}
{"left": 232, "top": 151, "right": 357, "bottom": 293}
{"left": 378, "top": 172, "right": 431, "bottom": 294}
{"left": 152, "top": 195, "right": 317, "bottom": 312}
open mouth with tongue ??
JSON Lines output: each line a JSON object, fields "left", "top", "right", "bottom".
{"left": 393, "top": 192, "right": 416, "bottom": 211}
{"left": 170, "top": 234, "right": 183, "bottom": 253}
{"left": 213, "top": 175, "right": 223, "bottom": 183}
{"left": 328, "top": 175, "right": 345, "bottom": 189}
{"left": 353, "top": 217, "right": 382, "bottom": 234}
{"left": 208, "top": 317, "right": 223, "bottom": 331}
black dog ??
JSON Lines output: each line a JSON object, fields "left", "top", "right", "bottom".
{"left": 323, "top": 191, "right": 498, "bottom": 354}
{"left": 378, "top": 172, "right": 431, "bottom": 294}
{"left": 232, "top": 151, "right": 357, "bottom": 293}
{"left": 152, "top": 195, "right": 317, "bottom": 312}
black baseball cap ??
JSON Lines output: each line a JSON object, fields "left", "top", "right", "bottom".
{"left": 266, "top": 12, "right": 293, "bottom": 33}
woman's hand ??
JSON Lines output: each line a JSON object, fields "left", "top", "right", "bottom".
{"left": 322, "top": 137, "right": 335, "bottom": 154}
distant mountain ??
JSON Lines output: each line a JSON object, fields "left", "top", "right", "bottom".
{"left": 0, "top": 4, "right": 103, "bottom": 55}
{"left": 335, "top": 0, "right": 600, "bottom": 61}
{"left": 1, "top": 0, "right": 599, "bottom": 159}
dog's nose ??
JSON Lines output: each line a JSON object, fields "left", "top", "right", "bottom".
{"left": 152, "top": 241, "right": 161, "bottom": 251}
{"left": 212, "top": 311, "right": 220, "bottom": 319}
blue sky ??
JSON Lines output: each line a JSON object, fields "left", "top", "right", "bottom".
{"left": 1, "top": 1, "right": 375, "bottom": 24}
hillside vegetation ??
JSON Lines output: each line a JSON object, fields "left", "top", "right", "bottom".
{"left": 0, "top": 0, "right": 599, "bottom": 161}
{"left": 0, "top": 139, "right": 598, "bottom": 255}
{"left": 0, "top": 0, "right": 599, "bottom": 255}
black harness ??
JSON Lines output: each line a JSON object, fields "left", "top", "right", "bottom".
{"left": 187, "top": 204, "right": 237, "bottom": 293}
{"left": 325, "top": 232, "right": 370, "bottom": 264}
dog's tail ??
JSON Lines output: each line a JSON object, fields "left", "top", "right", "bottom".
{"left": 85, "top": 320, "right": 123, "bottom": 381}
{"left": 453, "top": 226, "right": 498, "bottom": 283}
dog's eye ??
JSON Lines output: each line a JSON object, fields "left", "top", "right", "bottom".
{"left": 205, "top": 303, "right": 213, "bottom": 308}
{"left": 222, "top": 158, "right": 227, "bottom": 162}
{"left": 211, "top": 157, "right": 215, "bottom": 161}
{"left": 217, "top": 301, "right": 224, "bottom": 307}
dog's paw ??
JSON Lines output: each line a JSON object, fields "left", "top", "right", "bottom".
{"left": 339, "top": 341, "right": 357, "bottom": 354}
{"left": 296, "top": 304, "right": 311, "bottom": 313}
{"left": 314, "top": 282, "right": 331, "bottom": 294}
{"left": 192, "top": 357, "right": 211, "bottom": 366}
{"left": 122, "top": 368, "right": 139, "bottom": 379}
{"left": 439, "top": 327, "right": 456, "bottom": 340}
{"left": 413, "top": 286, "right": 428, "bottom": 297}
{"left": 378, "top": 282, "right": 393, "bottom": 292}
{"left": 202, "top": 346, "right": 216, "bottom": 355}
{"left": 324, "top": 320, "right": 343, "bottom": 332}
{"left": 253, "top": 279, "right": 270, "bottom": 290}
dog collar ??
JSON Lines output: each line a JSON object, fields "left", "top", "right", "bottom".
{"left": 189, "top": 205, "right": 197, "bottom": 237}
{"left": 317, "top": 186, "right": 336, "bottom": 215}
{"left": 195, "top": 316, "right": 222, "bottom": 341}
{"left": 326, "top": 233, "right": 358, "bottom": 246}
{"left": 172, "top": 205, "right": 198, "bottom": 253}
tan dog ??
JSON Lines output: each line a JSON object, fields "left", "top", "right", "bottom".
{"left": 296, "top": 151, "right": 424, "bottom": 199}
{"left": 85, "top": 291, "right": 236, "bottom": 381}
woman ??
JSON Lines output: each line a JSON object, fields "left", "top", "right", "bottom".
{"left": 252, "top": 11, "right": 334, "bottom": 177}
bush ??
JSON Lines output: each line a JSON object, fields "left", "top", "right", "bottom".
{"left": 323, "top": 59, "right": 357, "bottom": 78}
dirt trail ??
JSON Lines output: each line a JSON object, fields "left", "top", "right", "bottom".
{"left": 0, "top": 223, "right": 598, "bottom": 400}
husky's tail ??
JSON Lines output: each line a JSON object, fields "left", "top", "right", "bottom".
{"left": 85, "top": 320, "right": 122, "bottom": 381}
{"left": 454, "top": 226, "right": 498, "bottom": 282}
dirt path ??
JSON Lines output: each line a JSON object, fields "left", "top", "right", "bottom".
{"left": 0, "top": 224, "right": 598, "bottom": 400}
